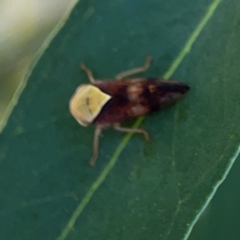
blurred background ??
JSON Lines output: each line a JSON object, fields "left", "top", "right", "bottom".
{"left": 0, "top": 0, "right": 72, "bottom": 120}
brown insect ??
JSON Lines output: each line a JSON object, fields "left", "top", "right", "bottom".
{"left": 69, "top": 56, "right": 189, "bottom": 166}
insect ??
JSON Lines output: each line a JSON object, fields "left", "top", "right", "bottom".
{"left": 69, "top": 55, "right": 189, "bottom": 166}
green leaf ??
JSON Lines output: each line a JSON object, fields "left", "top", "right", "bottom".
{"left": 1, "top": 0, "right": 240, "bottom": 239}
{"left": 189, "top": 153, "right": 240, "bottom": 240}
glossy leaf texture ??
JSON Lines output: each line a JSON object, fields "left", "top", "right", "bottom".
{"left": 1, "top": 0, "right": 240, "bottom": 240}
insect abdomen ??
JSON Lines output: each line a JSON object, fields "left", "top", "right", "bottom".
{"left": 93, "top": 79, "right": 189, "bottom": 125}
{"left": 147, "top": 80, "right": 189, "bottom": 110}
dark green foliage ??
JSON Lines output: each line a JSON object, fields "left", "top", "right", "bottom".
{"left": 1, "top": 0, "right": 240, "bottom": 239}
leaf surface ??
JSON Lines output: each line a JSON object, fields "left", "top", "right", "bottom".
{"left": 1, "top": 0, "right": 240, "bottom": 240}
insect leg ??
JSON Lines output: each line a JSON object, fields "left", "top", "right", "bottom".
{"left": 80, "top": 63, "right": 97, "bottom": 83}
{"left": 113, "top": 123, "right": 150, "bottom": 141}
{"left": 115, "top": 55, "right": 153, "bottom": 80}
{"left": 89, "top": 125, "right": 102, "bottom": 166}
